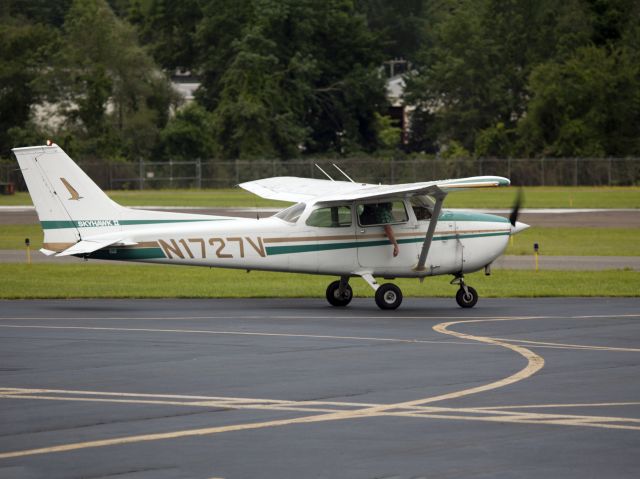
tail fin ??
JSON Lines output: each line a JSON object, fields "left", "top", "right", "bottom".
{"left": 12, "top": 144, "right": 124, "bottom": 252}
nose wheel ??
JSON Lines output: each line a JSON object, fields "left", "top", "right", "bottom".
{"left": 452, "top": 275, "right": 478, "bottom": 308}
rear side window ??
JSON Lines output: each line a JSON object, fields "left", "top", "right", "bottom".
{"left": 306, "top": 206, "right": 352, "bottom": 227}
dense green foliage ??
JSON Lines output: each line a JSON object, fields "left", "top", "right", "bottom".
{"left": 2, "top": 0, "right": 640, "bottom": 163}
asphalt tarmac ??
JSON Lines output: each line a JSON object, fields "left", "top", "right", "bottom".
{"left": 1, "top": 298, "right": 639, "bottom": 478}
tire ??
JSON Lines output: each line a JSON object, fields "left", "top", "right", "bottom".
{"left": 375, "top": 283, "right": 403, "bottom": 310}
{"left": 456, "top": 286, "right": 478, "bottom": 308}
{"left": 326, "top": 280, "right": 353, "bottom": 307}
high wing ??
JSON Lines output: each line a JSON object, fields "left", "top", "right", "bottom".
{"left": 241, "top": 174, "right": 510, "bottom": 274}
{"left": 239, "top": 177, "right": 370, "bottom": 202}
{"left": 239, "top": 175, "right": 510, "bottom": 203}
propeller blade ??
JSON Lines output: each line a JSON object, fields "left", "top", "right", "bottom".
{"left": 509, "top": 188, "right": 523, "bottom": 226}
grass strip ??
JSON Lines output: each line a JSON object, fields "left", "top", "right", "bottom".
{"left": 506, "top": 228, "right": 640, "bottom": 256}
{"left": 1, "top": 264, "right": 638, "bottom": 299}
{"left": 3, "top": 225, "right": 639, "bottom": 256}
{"left": 2, "top": 186, "right": 639, "bottom": 208}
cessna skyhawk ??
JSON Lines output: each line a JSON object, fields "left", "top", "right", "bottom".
{"left": 13, "top": 143, "right": 528, "bottom": 310}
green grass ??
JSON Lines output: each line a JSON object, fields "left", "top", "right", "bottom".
{"left": 0, "top": 264, "right": 638, "bottom": 299}
{"left": 506, "top": 228, "right": 640, "bottom": 256}
{"left": 3, "top": 224, "right": 639, "bottom": 256}
{"left": 0, "top": 224, "right": 44, "bottom": 249}
{"left": 448, "top": 186, "right": 640, "bottom": 209}
{"left": 0, "top": 189, "right": 290, "bottom": 207}
{"left": 2, "top": 186, "right": 639, "bottom": 208}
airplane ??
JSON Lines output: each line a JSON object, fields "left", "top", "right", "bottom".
{"left": 12, "top": 143, "right": 529, "bottom": 310}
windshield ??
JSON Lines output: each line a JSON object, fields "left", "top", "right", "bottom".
{"left": 274, "top": 203, "right": 306, "bottom": 223}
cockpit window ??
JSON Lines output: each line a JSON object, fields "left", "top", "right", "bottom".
{"left": 306, "top": 206, "right": 352, "bottom": 227}
{"left": 357, "top": 201, "right": 408, "bottom": 226}
{"left": 274, "top": 203, "right": 306, "bottom": 223}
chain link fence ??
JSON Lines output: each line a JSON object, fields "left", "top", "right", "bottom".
{"left": 2, "top": 157, "right": 639, "bottom": 191}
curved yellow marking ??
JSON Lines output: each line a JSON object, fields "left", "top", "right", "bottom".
{"left": 0, "top": 317, "right": 557, "bottom": 460}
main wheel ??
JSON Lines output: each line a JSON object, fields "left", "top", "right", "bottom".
{"left": 456, "top": 286, "right": 478, "bottom": 308}
{"left": 375, "top": 283, "right": 403, "bottom": 310}
{"left": 326, "top": 280, "right": 353, "bottom": 307}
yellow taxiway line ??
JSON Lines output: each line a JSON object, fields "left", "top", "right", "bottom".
{"left": 0, "top": 314, "right": 638, "bottom": 459}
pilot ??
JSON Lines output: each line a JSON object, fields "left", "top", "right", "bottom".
{"left": 377, "top": 203, "right": 400, "bottom": 258}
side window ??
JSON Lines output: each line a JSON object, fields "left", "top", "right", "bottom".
{"left": 358, "top": 201, "right": 408, "bottom": 226}
{"left": 306, "top": 206, "right": 352, "bottom": 227}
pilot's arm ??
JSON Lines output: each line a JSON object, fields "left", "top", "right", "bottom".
{"left": 384, "top": 224, "right": 399, "bottom": 257}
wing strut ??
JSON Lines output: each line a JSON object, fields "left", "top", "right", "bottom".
{"left": 413, "top": 188, "right": 447, "bottom": 272}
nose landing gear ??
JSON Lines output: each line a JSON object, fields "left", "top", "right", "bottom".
{"left": 451, "top": 275, "right": 478, "bottom": 308}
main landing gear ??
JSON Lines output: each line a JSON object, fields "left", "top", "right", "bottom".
{"left": 325, "top": 274, "right": 403, "bottom": 310}
{"left": 451, "top": 274, "right": 478, "bottom": 308}
{"left": 325, "top": 277, "right": 353, "bottom": 307}
{"left": 375, "top": 283, "right": 403, "bottom": 310}
{"left": 325, "top": 274, "right": 478, "bottom": 310}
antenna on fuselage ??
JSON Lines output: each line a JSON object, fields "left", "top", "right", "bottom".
{"left": 332, "top": 163, "right": 355, "bottom": 183}
{"left": 315, "top": 163, "right": 335, "bottom": 181}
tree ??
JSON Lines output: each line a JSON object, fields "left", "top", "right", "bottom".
{"left": 43, "top": 0, "right": 178, "bottom": 160}
{"left": 140, "top": 0, "right": 203, "bottom": 70}
{"left": 159, "top": 103, "right": 216, "bottom": 160}
{"left": 519, "top": 45, "right": 640, "bottom": 157}
{"left": 355, "top": 0, "right": 426, "bottom": 60}
{"left": 196, "top": 0, "right": 387, "bottom": 158}
{"left": 404, "top": 0, "right": 596, "bottom": 156}
{"left": 0, "top": 18, "right": 59, "bottom": 155}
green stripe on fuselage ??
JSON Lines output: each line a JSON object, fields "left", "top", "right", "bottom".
{"left": 41, "top": 219, "right": 233, "bottom": 230}
{"left": 440, "top": 211, "right": 509, "bottom": 223}
{"left": 265, "top": 231, "right": 509, "bottom": 256}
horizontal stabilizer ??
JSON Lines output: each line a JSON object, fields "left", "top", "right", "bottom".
{"left": 56, "top": 238, "right": 136, "bottom": 257}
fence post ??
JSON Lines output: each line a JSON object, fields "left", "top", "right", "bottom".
{"left": 540, "top": 158, "right": 545, "bottom": 186}
{"left": 573, "top": 158, "right": 578, "bottom": 186}
{"left": 608, "top": 158, "right": 612, "bottom": 186}
{"left": 235, "top": 159, "right": 240, "bottom": 185}
{"left": 139, "top": 158, "right": 144, "bottom": 190}
{"left": 196, "top": 158, "right": 202, "bottom": 189}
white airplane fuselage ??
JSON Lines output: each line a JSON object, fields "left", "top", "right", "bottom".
{"left": 77, "top": 203, "right": 514, "bottom": 278}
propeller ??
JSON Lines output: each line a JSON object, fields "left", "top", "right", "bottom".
{"left": 509, "top": 188, "right": 523, "bottom": 226}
